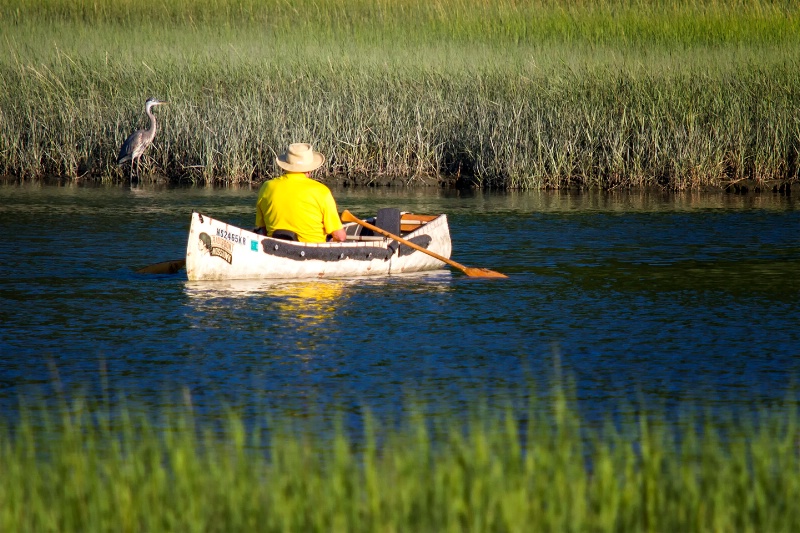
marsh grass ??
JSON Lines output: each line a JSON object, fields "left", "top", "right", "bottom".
{"left": 1, "top": 389, "right": 799, "bottom": 532}
{"left": 1, "top": 0, "right": 799, "bottom": 188}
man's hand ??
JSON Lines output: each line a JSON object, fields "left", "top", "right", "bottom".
{"left": 329, "top": 228, "right": 347, "bottom": 242}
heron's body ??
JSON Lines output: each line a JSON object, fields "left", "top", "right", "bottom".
{"left": 118, "top": 97, "right": 166, "bottom": 178}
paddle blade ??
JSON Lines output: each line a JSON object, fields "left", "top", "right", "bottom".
{"left": 462, "top": 267, "right": 508, "bottom": 278}
{"left": 136, "top": 259, "right": 186, "bottom": 274}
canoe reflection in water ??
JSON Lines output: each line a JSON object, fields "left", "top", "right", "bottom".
{"left": 185, "top": 277, "right": 342, "bottom": 324}
{"left": 182, "top": 272, "right": 451, "bottom": 359}
{"left": 182, "top": 279, "right": 345, "bottom": 359}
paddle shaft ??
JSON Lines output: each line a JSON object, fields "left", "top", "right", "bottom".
{"left": 340, "top": 210, "right": 506, "bottom": 278}
{"left": 136, "top": 258, "right": 186, "bottom": 274}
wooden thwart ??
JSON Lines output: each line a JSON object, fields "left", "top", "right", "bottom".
{"left": 340, "top": 210, "right": 507, "bottom": 279}
{"left": 401, "top": 213, "right": 437, "bottom": 222}
{"left": 399, "top": 213, "right": 437, "bottom": 232}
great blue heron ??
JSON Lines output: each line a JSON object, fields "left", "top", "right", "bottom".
{"left": 117, "top": 97, "right": 167, "bottom": 179}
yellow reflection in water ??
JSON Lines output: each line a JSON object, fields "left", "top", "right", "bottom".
{"left": 267, "top": 281, "right": 344, "bottom": 330}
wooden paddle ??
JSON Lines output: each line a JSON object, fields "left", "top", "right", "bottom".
{"left": 340, "top": 210, "right": 507, "bottom": 278}
{"left": 136, "top": 258, "right": 186, "bottom": 274}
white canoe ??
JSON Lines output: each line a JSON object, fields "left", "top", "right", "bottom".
{"left": 185, "top": 211, "right": 452, "bottom": 281}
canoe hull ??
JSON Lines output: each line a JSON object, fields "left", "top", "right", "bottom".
{"left": 185, "top": 212, "right": 452, "bottom": 281}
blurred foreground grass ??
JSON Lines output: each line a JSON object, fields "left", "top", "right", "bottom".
{"left": 1, "top": 388, "right": 798, "bottom": 532}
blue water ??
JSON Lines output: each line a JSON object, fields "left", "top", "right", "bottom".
{"left": 1, "top": 183, "right": 798, "bottom": 432}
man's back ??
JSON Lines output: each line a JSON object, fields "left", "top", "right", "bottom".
{"left": 256, "top": 172, "right": 342, "bottom": 243}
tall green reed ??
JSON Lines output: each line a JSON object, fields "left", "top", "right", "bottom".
{"left": 3, "top": 0, "right": 797, "bottom": 47}
{"left": 1, "top": 1, "right": 799, "bottom": 188}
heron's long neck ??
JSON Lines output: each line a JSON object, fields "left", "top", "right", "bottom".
{"left": 145, "top": 106, "right": 158, "bottom": 140}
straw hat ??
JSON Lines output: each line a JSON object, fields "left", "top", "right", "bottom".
{"left": 276, "top": 143, "right": 325, "bottom": 173}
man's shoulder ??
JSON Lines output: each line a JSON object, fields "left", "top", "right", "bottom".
{"left": 292, "top": 175, "right": 332, "bottom": 195}
{"left": 260, "top": 174, "right": 295, "bottom": 191}
{"left": 306, "top": 179, "right": 333, "bottom": 193}
{"left": 262, "top": 173, "right": 332, "bottom": 196}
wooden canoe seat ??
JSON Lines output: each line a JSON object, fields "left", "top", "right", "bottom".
{"left": 400, "top": 213, "right": 437, "bottom": 233}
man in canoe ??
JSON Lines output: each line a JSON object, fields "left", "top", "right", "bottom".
{"left": 255, "top": 143, "right": 347, "bottom": 243}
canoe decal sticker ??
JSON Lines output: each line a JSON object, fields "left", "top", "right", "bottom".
{"left": 251, "top": 240, "right": 258, "bottom": 252}
{"left": 198, "top": 232, "right": 233, "bottom": 264}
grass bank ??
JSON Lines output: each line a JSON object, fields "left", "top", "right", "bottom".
{"left": 1, "top": 392, "right": 799, "bottom": 532}
{"left": 1, "top": 1, "right": 799, "bottom": 189}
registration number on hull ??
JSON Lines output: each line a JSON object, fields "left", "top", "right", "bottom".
{"left": 216, "top": 227, "right": 247, "bottom": 246}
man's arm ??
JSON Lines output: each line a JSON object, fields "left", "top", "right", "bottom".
{"left": 319, "top": 188, "right": 346, "bottom": 242}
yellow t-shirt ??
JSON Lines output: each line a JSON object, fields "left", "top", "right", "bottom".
{"left": 255, "top": 173, "right": 343, "bottom": 243}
